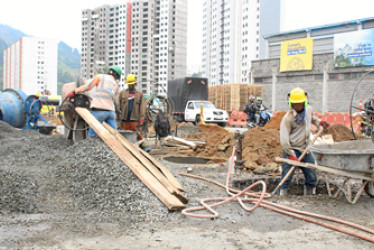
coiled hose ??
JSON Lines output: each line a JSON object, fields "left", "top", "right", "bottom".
{"left": 180, "top": 147, "right": 374, "bottom": 243}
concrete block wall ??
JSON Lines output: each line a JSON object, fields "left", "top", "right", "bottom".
{"left": 251, "top": 53, "right": 374, "bottom": 113}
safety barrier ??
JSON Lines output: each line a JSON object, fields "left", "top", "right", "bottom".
{"left": 227, "top": 111, "right": 362, "bottom": 132}
{"left": 313, "top": 112, "right": 362, "bottom": 132}
{"left": 227, "top": 111, "right": 248, "bottom": 128}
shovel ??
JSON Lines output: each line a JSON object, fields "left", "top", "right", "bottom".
{"left": 271, "top": 127, "right": 324, "bottom": 195}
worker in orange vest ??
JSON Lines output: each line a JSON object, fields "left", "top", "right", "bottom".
{"left": 67, "top": 66, "right": 121, "bottom": 137}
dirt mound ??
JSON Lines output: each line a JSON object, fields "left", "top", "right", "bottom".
{"left": 197, "top": 123, "right": 228, "bottom": 133}
{"left": 323, "top": 124, "right": 355, "bottom": 142}
{"left": 188, "top": 124, "right": 235, "bottom": 159}
{"left": 242, "top": 127, "right": 282, "bottom": 172}
{"left": 264, "top": 111, "right": 287, "bottom": 130}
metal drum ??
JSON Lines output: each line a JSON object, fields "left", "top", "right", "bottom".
{"left": 0, "top": 89, "right": 27, "bottom": 128}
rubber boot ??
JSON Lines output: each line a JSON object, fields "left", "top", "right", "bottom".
{"left": 279, "top": 189, "right": 287, "bottom": 196}
{"left": 304, "top": 186, "right": 316, "bottom": 195}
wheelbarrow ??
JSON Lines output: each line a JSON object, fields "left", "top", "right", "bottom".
{"left": 276, "top": 140, "right": 374, "bottom": 204}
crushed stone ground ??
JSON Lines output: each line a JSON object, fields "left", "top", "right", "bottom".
{"left": 0, "top": 121, "right": 200, "bottom": 226}
{"left": 1, "top": 120, "right": 373, "bottom": 248}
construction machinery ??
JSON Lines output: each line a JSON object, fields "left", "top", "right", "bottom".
{"left": 59, "top": 79, "right": 91, "bottom": 143}
{"left": 0, "top": 88, "right": 56, "bottom": 134}
{"left": 60, "top": 79, "right": 171, "bottom": 143}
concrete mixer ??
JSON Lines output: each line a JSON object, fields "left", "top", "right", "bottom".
{"left": 0, "top": 88, "right": 56, "bottom": 134}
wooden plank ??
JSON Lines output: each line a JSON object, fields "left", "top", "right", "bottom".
{"left": 104, "top": 123, "right": 187, "bottom": 200}
{"left": 103, "top": 123, "right": 186, "bottom": 194}
{"left": 163, "top": 141, "right": 191, "bottom": 149}
{"left": 165, "top": 136, "right": 197, "bottom": 148}
{"left": 149, "top": 149, "right": 195, "bottom": 155}
{"left": 75, "top": 107, "right": 185, "bottom": 210}
{"left": 275, "top": 157, "right": 374, "bottom": 181}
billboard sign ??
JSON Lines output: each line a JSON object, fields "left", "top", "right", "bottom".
{"left": 280, "top": 37, "right": 313, "bottom": 72}
{"left": 334, "top": 29, "right": 374, "bottom": 68}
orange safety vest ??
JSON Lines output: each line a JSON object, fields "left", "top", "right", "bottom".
{"left": 90, "top": 74, "right": 118, "bottom": 111}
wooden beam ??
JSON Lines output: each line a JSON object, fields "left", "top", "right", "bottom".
{"left": 103, "top": 123, "right": 188, "bottom": 203}
{"left": 165, "top": 136, "right": 197, "bottom": 148}
{"left": 75, "top": 107, "right": 185, "bottom": 210}
{"left": 275, "top": 157, "right": 374, "bottom": 182}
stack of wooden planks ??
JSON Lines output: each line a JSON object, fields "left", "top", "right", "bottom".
{"left": 149, "top": 136, "right": 206, "bottom": 157}
{"left": 209, "top": 83, "right": 263, "bottom": 111}
{"left": 75, "top": 107, "right": 188, "bottom": 211}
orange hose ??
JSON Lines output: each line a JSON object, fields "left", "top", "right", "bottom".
{"left": 180, "top": 148, "right": 374, "bottom": 243}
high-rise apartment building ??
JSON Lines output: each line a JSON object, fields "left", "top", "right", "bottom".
{"left": 3, "top": 37, "right": 58, "bottom": 95}
{"left": 81, "top": 4, "right": 130, "bottom": 86}
{"left": 81, "top": 0, "right": 187, "bottom": 95}
{"left": 202, "top": 0, "right": 280, "bottom": 86}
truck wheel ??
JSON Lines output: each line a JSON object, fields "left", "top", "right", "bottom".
{"left": 364, "top": 181, "right": 374, "bottom": 197}
{"left": 218, "top": 122, "right": 226, "bottom": 127}
{"left": 195, "top": 115, "right": 201, "bottom": 125}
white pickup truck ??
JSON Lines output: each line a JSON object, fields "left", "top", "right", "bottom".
{"left": 184, "top": 100, "right": 228, "bottom": 127}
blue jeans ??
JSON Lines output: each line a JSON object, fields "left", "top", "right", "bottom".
{"left": 280, "top": 150, "right": 317, "bottom": 190}
{"left": 249, "top": 113, "right": 254, "bottom": 122}
{"left": 88, "top": 110, "right": 117, "bottom": 137}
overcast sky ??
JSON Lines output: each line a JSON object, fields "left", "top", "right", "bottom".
{"left": 0, "top": 0, "right": 373, "bottom": 68}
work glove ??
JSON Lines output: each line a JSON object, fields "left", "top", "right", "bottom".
{"left": 319, "top": 121, "right": 330, "bottom": 130}
{"left": 139, "top": 118, "right": 144, "bottom": 125}
{"left": 67, "top": 90, "right": 75, "bottom": 99}
{"left": 288, "top": 155, "right": 299, "bottom": 161}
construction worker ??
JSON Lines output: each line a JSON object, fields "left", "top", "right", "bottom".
{"left": 118, "top": 74, "right": 145, "bottom": 140}
{"left": 253, "top": 96, "right": 268, "bottom": 126}
{"left": 244, "top": 95, "right": 255, "bottom": 123}
{"left": 279, "top": 87, "right": 329, "bottom": 196}
{"left": 66, "top": 65, "right": 121, "bottom": 137}
{"left": 362, "top": 97, "right": 374, "bottom": 137}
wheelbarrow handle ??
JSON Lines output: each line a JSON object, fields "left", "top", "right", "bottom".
{"left": 271, "top": 127, "right": 324, "bottom": 195}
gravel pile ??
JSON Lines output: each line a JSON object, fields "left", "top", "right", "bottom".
{"left": 0, "top": 121, "right": 202, "bottom": 226}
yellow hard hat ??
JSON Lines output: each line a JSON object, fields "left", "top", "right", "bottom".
{"left": 126, "top": 74, "right": 137, "bottom": 85}
{"left": 289, "top": 87, "right": 307, "bottom": 103}
{"left": 35, "top": 93, "right": 41, "bottom": 98}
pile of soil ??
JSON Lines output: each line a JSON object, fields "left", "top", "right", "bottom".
{"left": 188, "top": 124, "right": 235, "bottom": 159}
{"left": 264, "top": 111, "right": 287, "bottom": 130}
{"left": 323, "top": 124, "right": 355, "bottom": 142}
{"left": 242, "top": 127, "right": 283, "bottom": 173}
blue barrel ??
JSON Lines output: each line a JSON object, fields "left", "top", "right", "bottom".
{"left": 0, "top": 89, "right": 27, "bottom": 128}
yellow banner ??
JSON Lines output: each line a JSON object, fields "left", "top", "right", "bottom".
{"left": 280, "top": 37, "right": 313, "bottom": 72}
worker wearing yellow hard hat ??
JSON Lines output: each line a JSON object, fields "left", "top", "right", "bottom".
{"left": 118, "top": 74, "right": 145, "bottom": 140}
{"left": 278, "top": 87, "right": 329, "bottom": 196}
{"left": 288, "top": 87, "right": 307, "bottom": 106}
{"left": 125, "top": 74, "right": 137, "bottom": 85}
